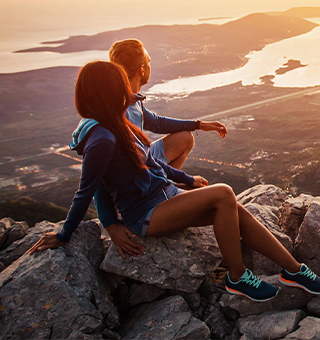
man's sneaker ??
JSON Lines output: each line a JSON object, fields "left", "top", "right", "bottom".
{"left": 279, "top": 264, "right": 320, "bottom": 294}
{"left": 225, "top": 268, "right": 279, "bottom": 302}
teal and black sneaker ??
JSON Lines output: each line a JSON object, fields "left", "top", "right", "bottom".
{"left": 279, "top": 264, "right": 320, "bottom": 295}
{"left": 225, "top": 268, "right": 279, "bottom": 302}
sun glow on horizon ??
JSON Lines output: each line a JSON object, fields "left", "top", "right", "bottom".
{"left": 1, "top": 0, "right": 320, "bottom": 74}
{"left": 2, "top": 0, "right": 320, "bottom": 39}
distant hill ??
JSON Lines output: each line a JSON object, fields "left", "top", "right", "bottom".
{"left": 268, "top": 7, "right": 320, "bottom": 18}
{"left": 15, "top": 13, "right": 318, "bottom": 85}
{"left": 284, "top": 7, "right": 320, "bottom": 18}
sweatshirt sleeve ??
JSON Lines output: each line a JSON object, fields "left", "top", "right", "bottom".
{"left": 93, "top": 182, "right": 119, "bottom": 229}
{"left": 56, "top": 139, "right": 115, "bottom": 243}
{"left": 155, "top": 158, "right": 194, "bottom": 186}
{"left": 142, "top": 104, "right": 197, "bottom": 134}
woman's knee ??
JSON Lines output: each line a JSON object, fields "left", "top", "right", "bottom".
{"left": 213, "top": 184, "right": 237, "bottom": 207}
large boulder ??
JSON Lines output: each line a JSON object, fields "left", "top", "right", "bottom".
{"left": 101, "top": 226, "right": 222, "bottom": 293}
{"left": 0, "top": 218, "right": 29, "bottom": 251}
{"left": 236, "top": 185, "right": 293, "bottom": 276}
{"left": 0, "top": 221, "right": 119, "bottom": 340}
{"left": 241, "top": 203, "right": 293, "bottom": 275}
{"left": 119, "top": 295, "right": 210, "bottom": 340}
{"left": 0, "top": 220, "right": 57, "bottom": 269}
{"left": 293, "top": 198, "right": 320, "bottom": 274}
{"left": 279, "top": 194, "right": 313, "bottom": 242}
{"left": 237, "top": 184, "right": 288, "bottom": 207}
{"left": 307, "top": 297, "right": 320, "bottom": 317}
{"left": 0, "top": 221, "right": 8, "bottom": 249}
{"left": 282, "top": 316, "right": 320, "bottom": 339}
{"left": 238, "top": 309, "right": 306, "bottom": 340}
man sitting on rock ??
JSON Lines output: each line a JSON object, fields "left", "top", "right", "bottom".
{"left": 108, "top": 38, "right": 227, "bottom": 170}
{"left": 94, "top": 39, "right": 227, "bottom": 256}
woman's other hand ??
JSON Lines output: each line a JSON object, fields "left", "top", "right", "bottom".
{"left": 193, "top": 175, "right": 209, "bottom": 188}
{"left": 106, "top": 223, "right": 146, "bottom": 258}
{"left": 28, "top": 232, "right": 64, "bottom": 255}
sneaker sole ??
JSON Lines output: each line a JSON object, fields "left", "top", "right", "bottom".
{"left": 225, "top": 286, "right": 279, "bottom": 302}
{"left": 279, "top": 276, "right": 320, "bottom": 295}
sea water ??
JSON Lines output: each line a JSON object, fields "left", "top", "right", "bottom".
{"left": 1, "top": 16, "right": 320, "bottom": 94}
{"left": 147, "top": 24, "right": 320, "bottom": 97}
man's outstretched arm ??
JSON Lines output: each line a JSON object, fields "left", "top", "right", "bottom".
{"left": 142, "top": 104, "right": 227, "bottom": 137}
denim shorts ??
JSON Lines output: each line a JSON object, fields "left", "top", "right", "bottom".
{"left": 128, "top": 187, "right": 185, "bottom": 237}
{"left": 128, "top": 207, "right": 156, "bottom": 237}
{"left": 150, "top": 138, "right": 169, "bottom": 164}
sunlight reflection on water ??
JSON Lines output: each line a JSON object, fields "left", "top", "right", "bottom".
{"left": 0, "top": 50, "right": 109, "bottom": 74}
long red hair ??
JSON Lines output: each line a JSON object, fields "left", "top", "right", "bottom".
{"left": 75, "top": 61, "right": 151, "bottom": 169}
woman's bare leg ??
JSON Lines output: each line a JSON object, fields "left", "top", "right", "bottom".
{"left": 147, "top": 184, "right": 301, "bottom": 280}
{"left": 147, "top": 184, "right": 246, "bottom": 281}
{"left": 237, "top": 203, "right": 300, "bottom": 273}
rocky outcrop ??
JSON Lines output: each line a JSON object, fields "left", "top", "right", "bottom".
{"left": 294, "top": 198, "right": 320, "bottom": 274}
{"left": 119, "top": 295, "right": 210, "bottom": 340}
{"left": 279, "top": 194, "right": 313, "bottom": 241}
{"left": 0, "top": 221, "right": 120, "bottom": 340}
{"left": 101, "top": 226, "right": 222, "bottom": 293}
{"left": 241, "top": 202, "right": 293, "bottom": 275}
{"left": 0, "top": 184, "right": 320, "bottom": 340}
{"left": 0, "top": 217, "right": 29, "bottom": 251}
{"left": 0, "top": 220, "right": 57, "bottom": 267}
{"left": 237, "top": 184, "right": 288, "bottom": 207}
{"left": 282, "top": 317, "right": 320, "bottom": 339}
{"left": 238, "top": 309, "right": 306, "bottom": 340}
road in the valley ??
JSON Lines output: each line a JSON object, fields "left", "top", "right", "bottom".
{"left": 196, "top": 87, "right": 320, "bottom": 120}
{"left": 1, "top": 87, "right": 320, "bottom": 166}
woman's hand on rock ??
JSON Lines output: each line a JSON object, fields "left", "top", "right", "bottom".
{"left": 28, "top": 232, "right": 64, "bottom": 255}
{"left": 106, "top": 223, "right": 145, "bottom": 258}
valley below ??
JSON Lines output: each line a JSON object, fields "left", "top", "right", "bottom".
{"left": 1, "top": 10, "right": 320, "bottom": 217}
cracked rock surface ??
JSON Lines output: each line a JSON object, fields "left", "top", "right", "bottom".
{"left": 101, "top": 226, "right": 222, "bottom": 293}
{"left": 0, "top": 221, "right": 119, "bottom": 340}
{"left": 119, "top": 295, "right": 210, "bottom": 340}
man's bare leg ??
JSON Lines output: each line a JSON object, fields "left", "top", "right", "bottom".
{"left": 163, "top": 131, "right": 194, "bottom": 169}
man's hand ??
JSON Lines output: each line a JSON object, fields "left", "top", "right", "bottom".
{"left": 28, "top": 232, "right": 64, "bottom": 255}
{"left": 199, "top": 121, "right": 227, "bottom": 138}
{"left": 193, "top": 175, "right": 209, "bottom": 188}
{"left": 106, "top": 223, "right": 146, "bottom": 258}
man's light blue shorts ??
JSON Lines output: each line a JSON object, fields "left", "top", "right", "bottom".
{"left": 150, "top": 138, "right": 169, "bottom": 164}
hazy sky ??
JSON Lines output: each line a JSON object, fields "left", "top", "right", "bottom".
{"left": 2, "top": 0, "right": 320, "bottom": 40}
{"left": 1, "top": 0, "right": 320, "bottom": 72}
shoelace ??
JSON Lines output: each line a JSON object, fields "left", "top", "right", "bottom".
{"left": 240, "top": 271, "right": 261, "bottom": 288}
{"left": 301, "top": 267, "right": 317, "bottom": 281}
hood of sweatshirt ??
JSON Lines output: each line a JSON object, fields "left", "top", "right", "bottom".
{"left": 69, "top": 118, "right": 99, "bottom": 155}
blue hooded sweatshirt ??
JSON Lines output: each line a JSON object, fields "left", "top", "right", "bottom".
{"left": 56, "top": 119, "right": 194, "bottom": 243}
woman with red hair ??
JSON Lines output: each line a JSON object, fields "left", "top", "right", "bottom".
{"left": 29, "top": 61, "right": 320, "bottom": 302}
